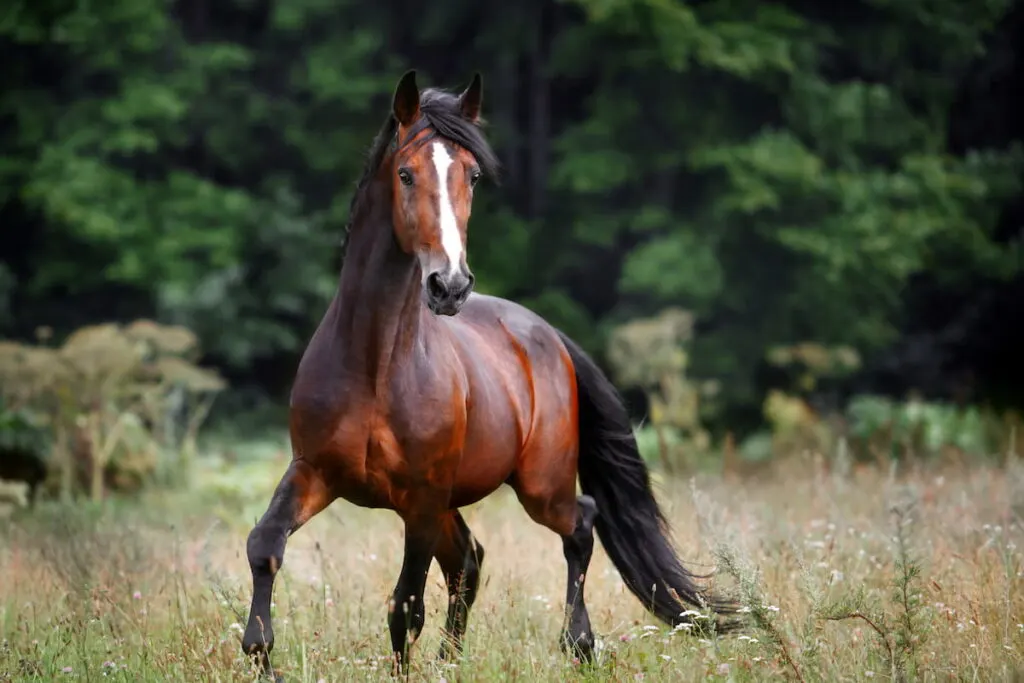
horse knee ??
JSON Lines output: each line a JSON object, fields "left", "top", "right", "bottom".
{"left": 247, "top": 523, "right": 285, "bottom": 577}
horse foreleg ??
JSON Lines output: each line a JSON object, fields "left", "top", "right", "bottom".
{"left": 434, "top": 510, "right": 485, "bottom": 660}
{"left": 389, "top": 515, "right": 444, "bottom": 675}
{"left": 241, "top": 460, "right": 333, "bottom": 681}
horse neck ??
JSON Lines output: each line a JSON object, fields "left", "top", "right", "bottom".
{"left": 330, "top": 184, "right": 424, "bottom": 386}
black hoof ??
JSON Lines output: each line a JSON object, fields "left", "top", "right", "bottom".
{"left": 560, "top": 629, "right": 595, "bottom": 663}
{"left": 242, "top": 641, "right": 278, "bottom": 681}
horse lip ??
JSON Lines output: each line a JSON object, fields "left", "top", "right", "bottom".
{"left": 426, "top": 297, "right": 463, "bottom": 316}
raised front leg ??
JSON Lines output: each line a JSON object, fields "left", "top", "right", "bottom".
{"left": 241, "top": 461, "right": 333, "bottom": 681}
{"left": 561, "top": 495, "right": 598, "bottom": 661}
{"left": 434, "top": 511, "right": 485, "bottom": 660}
{"left": 389, "top": 517, "right": 444, "bottom": 675}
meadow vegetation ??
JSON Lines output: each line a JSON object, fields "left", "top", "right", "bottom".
{"left": 3, "top": 433, "right": 1024, "bottom": 682}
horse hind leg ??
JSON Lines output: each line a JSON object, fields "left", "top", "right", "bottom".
{"left": 434, "top": 511, "right": 486, "bottom": 660}
{"left": 559, "top": 495, "right": 598, "bottom": 660}
{"left": 511, "top": 471, "right": 599, "bottom": 662}
{"left": 241, "top": 460, "right": 333, "bottom": 680}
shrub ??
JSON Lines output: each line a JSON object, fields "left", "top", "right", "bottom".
{"left": 0, "top": 320, "right": 226, "bottom": 501}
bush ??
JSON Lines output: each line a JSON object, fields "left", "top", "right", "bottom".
{"left": 0, "top": 320, "right": 226, "bottom": 502}
{"left": 844, "top": 394, "right": 1010, "bottom": 464}
{"left": 605, "top": 307, "right": 718, "bottom": 472}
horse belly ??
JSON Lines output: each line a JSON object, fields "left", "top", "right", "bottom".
{"left": 449, "top": 379, "right": 521, "bottom": 508}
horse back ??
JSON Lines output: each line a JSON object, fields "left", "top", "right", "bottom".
{"left": 442, "top": 294, "right": 579, "bottom": 502}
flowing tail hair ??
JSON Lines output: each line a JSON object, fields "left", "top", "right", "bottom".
{"left": 557, "top": 330, "right": 741, "bottom": 633}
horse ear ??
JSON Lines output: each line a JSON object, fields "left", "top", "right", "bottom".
{"left": 392, "top": 70, "right": 420, "bottom": 127}
{"left": 459, "top": 72, "right": 483, "bottom": 123}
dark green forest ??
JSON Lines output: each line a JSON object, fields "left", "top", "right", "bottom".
{"left": 3, "top": 0, "right": 1023, "bottom": 442}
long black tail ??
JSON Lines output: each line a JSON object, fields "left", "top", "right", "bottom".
{"left": 557, "top": 330, "right": 741, "bottom": 633}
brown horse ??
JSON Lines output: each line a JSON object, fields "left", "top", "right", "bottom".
{"left": 241, "top": 70, "right": 739, "bottom": 679}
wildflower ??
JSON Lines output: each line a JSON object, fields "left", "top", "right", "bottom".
{"left": 717, "top": 663, "right": 730, "bottom": 674}
{"left": 132, "top": 591, "right": 142, "bottom": 600}
{"left": 62, "top": 667, "right": 73, "bottom": 674}
{"left": 660, "top": 655, "right": 672, "bottom": 661}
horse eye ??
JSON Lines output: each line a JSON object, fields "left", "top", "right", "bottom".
{"left": 397, "top": 168, "right": 414, "bottom": 186}
{"left": 469, "top": 169, "right": 481, "bottom": 186}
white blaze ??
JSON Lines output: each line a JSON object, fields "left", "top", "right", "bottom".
{"left": 431, "top": 140, "right": 462, "bottom": 272}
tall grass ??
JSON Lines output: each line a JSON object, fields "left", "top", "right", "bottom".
{"left": 2, "top": 447, "right": 1024, "bottom": 681}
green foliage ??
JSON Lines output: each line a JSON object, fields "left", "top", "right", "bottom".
{"left": 1, "top": 0, "right": 1020, "bottom": 426}
{"left": 0, "top": 0, "right": 397, "bottom": 366}
{"left": 0, "top": 404, "right": 51, "bottom": 461}
{"left": 845, "top": 394, "right": 998, "bottom": 461}
{"left": 554, "top": 0, "right": 1023, "bottom": 408}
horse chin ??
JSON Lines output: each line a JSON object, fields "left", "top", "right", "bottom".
{"left": 425, "top": 297, "right": 464, "bottom": 317}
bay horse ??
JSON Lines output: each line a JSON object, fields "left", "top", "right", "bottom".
{"left": 241, "top": 69, "right": 739, "bottom": 679}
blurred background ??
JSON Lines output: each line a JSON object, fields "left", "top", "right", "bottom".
{"left": 1, "top": 0, "right": 1023, "bottom": 506}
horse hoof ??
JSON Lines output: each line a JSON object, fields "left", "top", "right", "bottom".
{"left": 560, "top": 630, "right": 595, "bottom": 663}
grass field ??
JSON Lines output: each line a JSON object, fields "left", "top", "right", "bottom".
{"left": 2, "top": 439, "right": 1024, "bottom": 682}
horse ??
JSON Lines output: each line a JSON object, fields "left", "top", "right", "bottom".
{"left": 241, "top": 69, "right": 740, "bottom": 680}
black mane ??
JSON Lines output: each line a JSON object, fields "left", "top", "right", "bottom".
{"left": 339, "top": 85, "right": 500, "bottom": 260}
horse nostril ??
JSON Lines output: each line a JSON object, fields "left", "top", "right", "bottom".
{"left": 426, "top": 272, "right": 447, "bottom": 300}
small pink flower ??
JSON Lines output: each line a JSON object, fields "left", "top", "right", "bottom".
{"left": 62, "top": 667, "right": 73, "bottom": 674}
{"left": 619, "top": 633, "right": 631, "bottom": 642}
{"left": 132, "top": 591, "right": 142, "bottom": 600}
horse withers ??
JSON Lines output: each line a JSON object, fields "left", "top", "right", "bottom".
{"left": 241, "top": 69, "right": 739, "bottom": 679}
